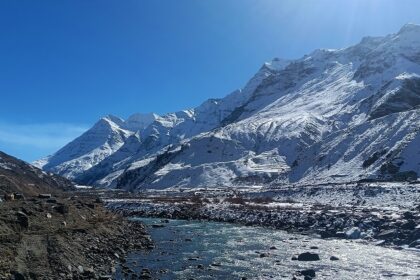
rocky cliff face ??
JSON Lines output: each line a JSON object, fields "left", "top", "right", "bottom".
{"left": 36, "top": 24, "right": 420, "bottom": 190}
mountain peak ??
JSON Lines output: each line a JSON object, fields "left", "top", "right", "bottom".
{"left": 398, "top": 23, "right": 420, "bottom": 35}
{"left": 359, "top": 36, "right": 384, "bottom": 46}
{"left": 91, "top": 115, "right": 127, "bottom": 134}
{"left": 127, "top": 112, "right": 159, "bottom": 122}
{"left": 393, "top": 23, "right": 420, "bottom": 49}
{"left": 37, "top": 24, "right": 420, "bottom": 189}
{"left": 263, "top": 58, "right": 291, "bottom": 71}
{"left": 124, "top": 112, "right": 159, "bottom": 131}
{"left": 102, "top": 114, "right": 125, "bottom": 126}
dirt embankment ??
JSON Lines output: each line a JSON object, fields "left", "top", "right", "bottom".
{"left": 0, "top": 193, "right": 152, "bottom": 280}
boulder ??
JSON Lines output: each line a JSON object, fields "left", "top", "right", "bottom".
{"left": 335, "top": 231, "right": 347, "bottom": 238}
{"left": 319, "top": 230, "right": 335, "bottom": 239}
{"left": 83, "top": 267, "right": 96, "bottom": 278}
{"left": 11, "top": 271, "right": 25, "bottom": 280}
{"left": 346, "top": 227, "right": 362, "bottom": 239}
{"left": 403, "top": 211, "right": 414, "bottom": 219}
{"left": 401, "top": 219, "right": 416, "bottom": 230}
{"left": 140, "top": 268, "right": 152, "bottom": 279}
{"left": 14, "top": 193, "right": 25, "bottom": 200}
{"left": 409, "top": 228, "right": 420, "bottom": 241}
{"left": 151, "top": 224, "right": 165, "bottom": 228}
{"left": 16, "top": 211, "right": 29, "bottom": 229}
{"left": 4, "top": 193, "right": 15, "bottom": 201}
{"left": 20, "top": 208, "right": 32, "bottom": 216}
{"left": 408, "top": 239, "right": 420, "bottom": 248}
{"left": 54, "top": 204, "right": 69, "bottom": 215}
{"left": 297, "top": 252, "right": 320, "bottom": 261}
{"left": 86, "top": 203, "right": 95, "bottom": 209}
{"left": 77, "top": 266, "right": 84, "bottom": 274}
{"left": 301, "top": 269, "right": 316, "bottom": 278}
{"left": 376, "top": 229, "right": 397, "bottom": 240}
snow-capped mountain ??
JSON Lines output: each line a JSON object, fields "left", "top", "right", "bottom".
{"left": 36, "top": 24, "right": 420, "bottom": 190}
{"left": 34, "top": 113, "right": 157, "bottom": 179}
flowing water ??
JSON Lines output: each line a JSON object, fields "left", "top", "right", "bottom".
{"left": 116, "top": 217, "right": 420, "bottom": 279}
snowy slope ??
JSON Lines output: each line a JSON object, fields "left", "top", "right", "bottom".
{"left": 37, "top": 24, "right": 420, "bottom": 190}
{"left": 60, "top": 57, "right": 289, "bottom": 187}
{"left": 33, "top": 114, "right": 155, "bottom": 179}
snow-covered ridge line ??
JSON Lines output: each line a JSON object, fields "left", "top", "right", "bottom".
{"left": 37, "top": 24, "right": 420, "bottom": 190}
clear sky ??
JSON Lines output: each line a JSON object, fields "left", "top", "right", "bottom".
{"left": 1, "top": 0, "right": 420, "bottom": 162}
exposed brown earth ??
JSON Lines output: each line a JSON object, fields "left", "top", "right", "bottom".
{"left": 0, "top": 151, "right": 152, "bottom": 279}
{"left": 0, "top": 151, "right": 73, "bottom": 197}
{"left": 0, "top": 193, "right": 152, "bottom": 279}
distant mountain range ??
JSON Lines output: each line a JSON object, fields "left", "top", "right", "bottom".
{"left": 35, "top": 24, "right": 420, "bottom": 190}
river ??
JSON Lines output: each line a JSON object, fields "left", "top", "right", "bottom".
{"left": 116, "top": 217, "right": 420, "bottom": 279}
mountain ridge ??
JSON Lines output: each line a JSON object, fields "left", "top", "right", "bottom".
{"left": 1, "top": 150, "right": 73, "bottom": 196}
{"left": 35, "top": 24, "right": 420, "bottom": 190}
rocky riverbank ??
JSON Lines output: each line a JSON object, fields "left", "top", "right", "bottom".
{"left": 105, "top": 182, "right": 420, "bottom": 250}
{"left": 0, "top": 193, "right": 152, "bottom": 279}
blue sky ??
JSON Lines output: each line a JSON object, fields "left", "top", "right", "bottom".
{"left": 1, "top": 0, "right": 420, "bottom": 162}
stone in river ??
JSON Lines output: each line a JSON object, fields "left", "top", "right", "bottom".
{"left": 151, "top": 224, "right": 165, "bottom": 228}
{"left": 297, "top": 252, "right": 320, "bottom": 261}
{"left": 300, "top": 269, "right": 316, "bottom": 278}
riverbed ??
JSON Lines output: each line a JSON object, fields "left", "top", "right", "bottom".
{"left": 116, "top": 217, "right": 420, "bottom": 279}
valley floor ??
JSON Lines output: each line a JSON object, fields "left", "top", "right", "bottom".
{"left": 105, "top": 182, "right": 420, "bottom": 250}
{"left": 3, "top": 181, "right": 418, "bottom": 279}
